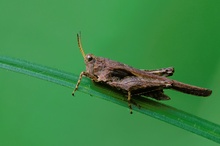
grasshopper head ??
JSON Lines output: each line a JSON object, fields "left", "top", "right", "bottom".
{"left": 77, "top": 33, "right": 96, "bottom": 73}
{"left": 84, "top": 54, "right": 97, "bottom": 74}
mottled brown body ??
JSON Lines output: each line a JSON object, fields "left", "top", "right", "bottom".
{"left": 72, "top": 33, "right": 212, "bottom": 114}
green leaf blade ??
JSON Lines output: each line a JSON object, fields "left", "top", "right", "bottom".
{"left": 1, "top": 56, "right": 220, "bottom": 143}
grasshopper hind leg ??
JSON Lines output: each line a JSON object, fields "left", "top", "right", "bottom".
{"left": 144, "top": 90, "right": 170, "bottom": 100}
{"left": 144, "top": 67, "right": 174, "bottom": 77}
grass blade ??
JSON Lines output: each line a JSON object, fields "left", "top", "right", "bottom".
{"left": 0, "top": 56, "right": 220, "bottom": 143}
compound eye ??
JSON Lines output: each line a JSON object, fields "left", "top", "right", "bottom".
{"left": 87, "top": 55, "right": 93, "bottom": 62}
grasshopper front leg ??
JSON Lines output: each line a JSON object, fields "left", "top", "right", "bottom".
{"left": 72, "top": 71, "right": 98, "bottom": 96}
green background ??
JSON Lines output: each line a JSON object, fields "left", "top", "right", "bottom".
{"left": 1, "top": 0, "right": 220, "bottom": 145}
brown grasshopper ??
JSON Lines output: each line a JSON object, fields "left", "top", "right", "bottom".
{"left": 72, "top": 33, "right": 212, "bottom": 114}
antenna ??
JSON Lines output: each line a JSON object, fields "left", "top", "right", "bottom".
{"left": 77, "top": 33, "right": 86, "bottom": 58}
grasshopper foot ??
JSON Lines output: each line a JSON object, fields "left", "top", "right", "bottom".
{"left": 129, "top": 105, "right": 133, "bottom": 114}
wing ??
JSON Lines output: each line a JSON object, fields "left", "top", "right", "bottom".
{"left": 103, "top": 57, "right": 173, "bottom": 83}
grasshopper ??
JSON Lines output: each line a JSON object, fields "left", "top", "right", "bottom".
{"left": 72, "top": 33, "right": 212, "bottom": 114}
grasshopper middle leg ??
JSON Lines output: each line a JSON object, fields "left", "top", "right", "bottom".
{"left": 127, "top": 91, "right": 133, "bottom": 114}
